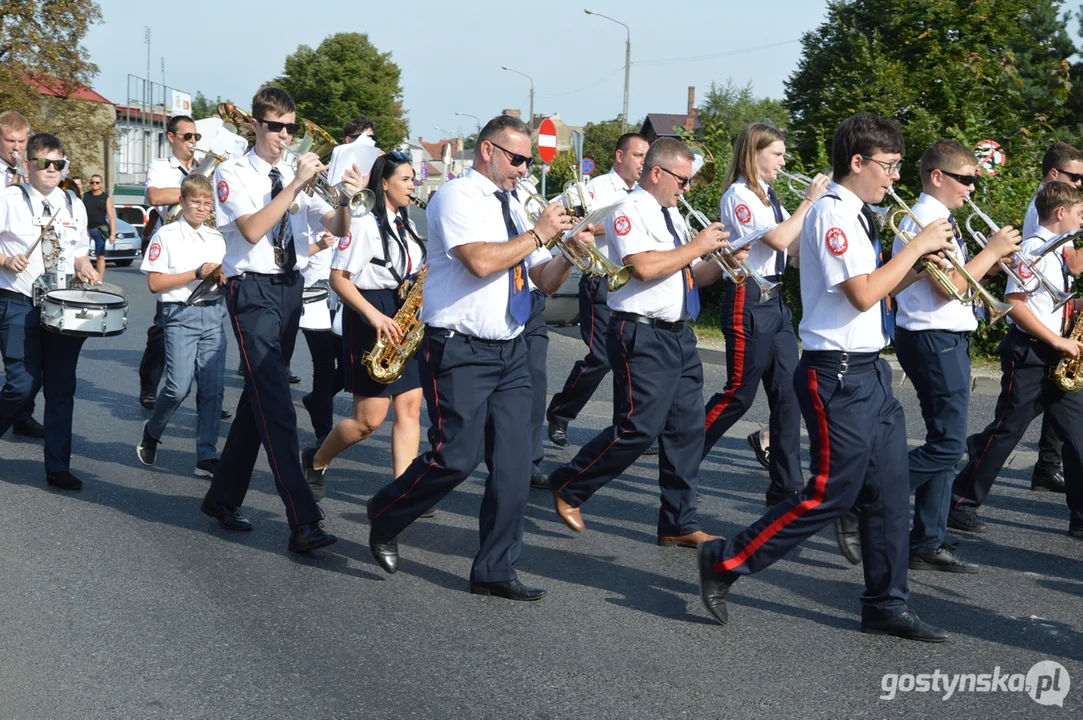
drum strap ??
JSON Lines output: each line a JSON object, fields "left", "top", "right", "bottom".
{"left": 16, "top": 184, "right": 74, "bottom": 219}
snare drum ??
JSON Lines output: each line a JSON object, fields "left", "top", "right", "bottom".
{"left": 40, "top": 288, "right": 128, "bottom": 337}
{"left": 299, "top": 286, "right": 331, "bottom": 331}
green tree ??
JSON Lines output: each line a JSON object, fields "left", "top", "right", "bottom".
{"left": 581, "top": 117, "right": 625, "bottom": 176}
{"left": 272, "top": 32, "right": 408, "bottom": 148}
{"left": 190, "top": 91, "right": 230, "bottom": 121}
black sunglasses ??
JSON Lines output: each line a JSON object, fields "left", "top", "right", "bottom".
{"left": 657, "top": 165, "right": 691, "bottom": 188}
{"left": 255, "top": 118, "right": 301, "bottom": 135}
{"left": 939, "top": 169, "right": 978, "bottom": 186}
{"left": 31, "top": 157, "right": 68, "bottom": 171}
{"left": 489, "top": 140, "right": 535, "bottom": 169}
{"left": 174, "top": 132, "right": 202, "bottom": 142}
{"left": 1055, "top": 167, "right": 1083, "bottom": 183}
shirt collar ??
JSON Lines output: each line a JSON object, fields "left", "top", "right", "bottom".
{"left": 1033, "top": 225, "right": 1055, "bottom": 242}
{"left": 465, "top": 167, "right": 503, "bottom": 197}
{"left": 631, "top": 185, "right": 662, "bottom": 212}
{"left": 827, "top": 182, "right": 865, "bottom": 210}
{"left": 914, "top": 192, "right": 949, "bottom": 217}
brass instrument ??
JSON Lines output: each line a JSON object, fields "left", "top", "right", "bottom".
{"left": 409, "top": 195, "right": 427, "bottom": 210}
{"left": 517, "top": 181, "right": 632, "bottom": 291}
{"left": 164, "top": 150, "right": 227, "bottom": 225}
{"left": 677, "top": 195, "right": 780, "bottom": 302}
{"left": 886, "top": 187, "right": 1012, "bottom": 324}
{"left": 688, "top": 143, "right": 716, "bottom": 186}
{"left": 1032, "top": 228, "right": 1083, "bottom": 261}
{"left": 283, "top": 120, "right": 375, "bottom": 218}
{"left": 963, "top": 197, "right": 1073, "bottom": 311}
{"left": 1052, "top": 311, "right": 1083, "bottom": 392}
{"left": 363, "top": 265, "right": 427, "bottom": 384}
{"left": 8, "top": 150, "right": 23, "bottom": 186}
{"left": 217, "top": 103, "right": 256, "bottom": 149}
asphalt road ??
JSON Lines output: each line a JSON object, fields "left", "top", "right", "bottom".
{"left": 0, "top": 267, "right": 1078, "bottom": 719}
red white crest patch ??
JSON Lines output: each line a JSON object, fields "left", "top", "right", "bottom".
{"left": 825, "top": 227, "right": 848, "bottom": 256}
{"left": 148, "top": 242, "right": 161, "bottom": 261}
{"left": 1018, "top": 259, "right": 1034, "bottom": 280}
{"left": 613, "top": 215, "right": 632, "bottom": 236}
{"left": 338, "top": 232, "right": 352, "bottom": 251}
{"left": 735, "top": 204, "right": 753, "bottom": 225}
{"left": 216, "top": 180, "right": 229, "bottom": 203}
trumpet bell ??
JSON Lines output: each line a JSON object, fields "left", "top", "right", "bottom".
{"left": 982, "top": 297, "right": 1015, "bottom": 326}
{"left": 347, "top": 187, "right": 376, "bottom": 218}
{"left": 606, "top": 264, "right": 634, "bottom": 292}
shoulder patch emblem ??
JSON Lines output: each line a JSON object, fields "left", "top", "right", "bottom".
{"left": 735, "top": 204, "right": 752, "bottom": 225}
{"left": 1018, "top": 259, "right": 1034, "bottom": 280}
{"left": 613, "top": 215, "right": 632, "bottom": 236}
{"left": 338, "top": 232, "right": 352, "bottom": 251}
{"left": 825, "top": 227, "right": 848, "bottom": 256}
{"left": 216, "top": 180, "right": 229, "bottom": 203}
{"left": 148, "top": 242, "right": 161, "bottom": 262}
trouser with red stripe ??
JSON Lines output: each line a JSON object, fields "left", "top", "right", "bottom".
{"left": 210, "top": 271, "right": 322, "bottom": 529}
{"left": 368, "top": 328, "right": 532, "bottom": 584}
{"left": 702, "top": 280, "right": 803, "bottom": 495}
{"left": 951, "top": 328, "right": 1083, "bottom": 522}
{"left": 699, "top": 351, "right": 911, "bottom": 619}
{"left": 548, "top": 320, "right": 704, "bottom": 536}
{"left": 547, "top": 276, "right": 611, "bottom": 427}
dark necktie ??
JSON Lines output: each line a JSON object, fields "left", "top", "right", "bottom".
{"left": 860, "top": 204, "right": 894, "bottom": 341}
{"left": 661, "top": 206, "right": 700, "bottom": 321}
{"left": 495, "top": 190, "right": 531, "bottom": 325}
{"left": 393, "top": 216, "right": 413, "bottom": 276}
{"left": 268, "top": 167, "right": 296, "bottom": 271}
{"left": 766, "top": 186, "right": 786, "bottom": 275}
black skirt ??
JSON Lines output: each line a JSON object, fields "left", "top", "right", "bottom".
{"left": 341, "top": 288, "right": 421, "bottom": 398}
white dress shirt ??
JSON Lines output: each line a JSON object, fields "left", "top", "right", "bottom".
{"left": 719, "top": 176, "right": 791, "bottom": 278}
{"left": 583, "top": 168, "right": 636, "bottom": 260}
{"left": 331, "top": 209, "right": 424, "bottom": 291}
{"left": 0, "top": 184, "right": 87, "bottom": 297}
{"left": 798, "top": 182, "right": 888, "bottom": 352}
{"left": 145, "top": 154, "right": 195, "bottom": 230}
{"left": 214, "top": 150, "right": 332, "bottom": 276}
{"left": 421, "top": 168, "right": 551, "bottom": 340}
{"left": 1006, "top": 226, "right": 1071, "bottom": 338}
{"left": 1022, "top": 195, "right": 1039, "bottom": 242}
{"left": 141, "top": 219, "right": 227, "bottom": 303}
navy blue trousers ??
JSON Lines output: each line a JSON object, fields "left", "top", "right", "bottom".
{"left": 699, "top": 352, "right": 911, "bottom": 620}
{"left": 301, "top": 328, "right": 343, "bottom": 446}
{"left": 524, "top": 290, "right": 548, "bottom": 473}
{"left": 894, "top": 328, "right": 971, "bottom": 555}
{"left": 368, "top": 328, "right": 533, "bottom": 584}
{"left": 951, "top": 328, "right": 1083, "bottom": 524}
{"left": 702, "top": 280, "right": 803, "bottom": 496}
{"left": 548, "top": 319, "right": 704, "bottom": 536}
{"left": 211, "top": 271, "right": 321, "bottom": 529}
{"left": 547, "top": 276, "right": 611, "bottom": 426}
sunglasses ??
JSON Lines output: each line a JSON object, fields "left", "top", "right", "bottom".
{"left": 860, "top": 155, "right": 904, "bottom": 174}
{"left": 489, "top": 140, "right": 535, "bottom": 169}
{"left": 1056, "top": 168, "right": 1083, "bottom": 183}
{"left": 31, "top": 158, "right": 68, "bottom": 171}
{"left": 89, "top": 180, "right": 102, "bottom": 185}
{"left": 657, "top": 165, "right": 691, "bottom": 188}
{"left": 939, "top": 169, "right": 978, "bottom": 186}
{"left": 174, "top": 132, "right": 202, "bottom": 142}
{"left": 255, "top": 118, "right": 301, "bottom": 135}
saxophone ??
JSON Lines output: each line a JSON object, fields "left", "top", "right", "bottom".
{"left": 363, "top": 265, "right": 427, "bottom": 384}
{"left": 1051, "top": 311, "right": 1083, "bottom": 392}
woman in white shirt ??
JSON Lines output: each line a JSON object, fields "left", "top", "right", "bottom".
{"left": 304, "top": 152, "right": 425, "bottom": 494}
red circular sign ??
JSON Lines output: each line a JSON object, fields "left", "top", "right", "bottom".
{"left": 974, "top": 140, "right": 1005, "bottom": 177}
{"left": 537, "top": 118, "right": 557, "bottom": 164}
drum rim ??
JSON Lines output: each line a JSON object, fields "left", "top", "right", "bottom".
{"left": 44, "top": 289, "right": 128, "bottom": 309}
{"left": 302, "top": 287, "right": 330, "bottom": 302}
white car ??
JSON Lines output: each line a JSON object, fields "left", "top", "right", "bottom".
{"left": 89, "top": 218, "right": 142, "bottom": 267}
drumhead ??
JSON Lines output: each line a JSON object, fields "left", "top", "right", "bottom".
{"left": 45, "top": 289, "right": 127, "bottom": 308}
{"left": 303, "top": 287, "right": 329, "bottom": 303}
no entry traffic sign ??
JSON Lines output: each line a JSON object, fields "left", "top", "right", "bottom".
{"left": 537, "top": 118, "right": 557, "bottom": 164}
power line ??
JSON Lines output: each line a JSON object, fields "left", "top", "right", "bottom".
{"left": 538, "top": 66, "right": 625, "bottom": 98}
{"left": 634, "top": 39, "right": 802, "bottom": 67}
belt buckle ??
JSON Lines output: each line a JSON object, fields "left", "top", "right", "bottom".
{"left": 838, "top": 352, "right": 850, "bottom": 378}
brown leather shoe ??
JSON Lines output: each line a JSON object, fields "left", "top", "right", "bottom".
{"left": 658, "top": 530, "right": 721, "bottom": 548}
{"left": 553, "top": 492, "right": 586, "bottom": 532}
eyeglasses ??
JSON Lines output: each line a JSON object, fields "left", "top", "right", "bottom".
{"left": 489, "top": 140, "right": 535, "bottom": 169}
{"left": 939, "top": 169, "right": 978, "bottom": 187}
{"left": 657, "top": 165, "right": 691, "bottom": 188}
{"left": 174, "top": 132, "right": 202, "bottom": 142}
{"left": 860, "top": 155, "right": 904, "bottom": 175}
{"left": 1055, "top": 168, "right": 1083, "bottom": 184}
{"left": 31, "top": 158, "right": 68, "bottom": 171}
{"left": 187, "top": 201, "right": 214, "bottom": 210}
{"left": 255, "top": 118, "right": 301, "bottom": 135}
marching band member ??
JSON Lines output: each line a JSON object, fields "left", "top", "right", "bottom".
{"left": 890, "top": 140, "right": 1020, "bottom": 572}
{"left": 546, "top": 133, "right": 648, "bottom": 454}
{"left": 298, "top": 230, "right": 342, "bottom": 450}
{"left": 139, "top": 115, "right": 200, "bottom": 410}
{"left": 204, "top": 86, "right": 360, "bottom": 553}
{"left": 698, "top": 113, "right": 955, "bottom": 641}
{"left": 136, "top": 174, "right": 227, "bottom": 478}
{"left": 547, "top": 137, "right": 730, "bottom": 548}
{"left": 700, "top": 123, "right": 830, "bottom": 506}
{"left": 0, "top": 132, "right": 99, "bottom": 490}
{"left": 304, "top": 152, "right": 424, "bottom": 501}
{"left": 366, "top": 115, "right": 579, "bottom": 600}
{"left": 343, "top": 116, "right": 377, "bottom": 145}
{"left": 949, "top": 181, "right": 1083, "bottom": 538}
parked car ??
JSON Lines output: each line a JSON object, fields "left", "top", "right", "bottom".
{"left": 89, "top": 218, "right": 142, "bottom": 267}
{"left": 544, "top": 259, "right": 581, "bottom": 327}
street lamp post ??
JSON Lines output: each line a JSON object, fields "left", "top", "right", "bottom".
{"left": 500, "top": 66, "right": 535, "bottom": 129}
{"left": 584, "top": 8, "right": 630, "bottom": 133}
{"left": 454, "top": 112, "right": 481, "bottom": 134}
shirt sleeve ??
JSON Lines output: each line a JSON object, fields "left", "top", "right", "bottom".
{"left": 144, "top": 160, "right": 172, "bottom": 202}
{"left": 433, "top": 184, "right": 484, "bottom": 255}
{"left": 141, "top": 225, "right": 172, "bottom": 274}
{"left": 69, "top": 194, "right": 89, "bottom": 259}
{"left": 304, "top": 190, "right": 333, "bottom": 233}
{"left": 608, "top": 203, "right": 661, "bottom": 262}
{"left": 815, "top": 206, "right": 875, "bottom": 289}
{"left": 330, "top": 215, "right": 377, "bottom": 275}
{"left": 721, "top": 186, "right": 773, "bottom": 242}
{"left": 214, "top": 162, "right": 256, "bottom": 229}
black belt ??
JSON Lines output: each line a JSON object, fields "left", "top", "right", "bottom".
{"left": 163, "top": 297, "right": 222, "bottom": 307}
{"left": 229, "top": 269, "right": 300, "bottom": 284}
{"left": 428, "top": 326, "right": 515, "bottom": 346}
{"left": 0, "top": 288, "right": 31, "bottom": 304}
{"left": 611, "top": 311, "right": 685, "bottom": 331}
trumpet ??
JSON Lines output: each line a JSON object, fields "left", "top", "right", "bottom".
{"left": 517, "top": 181, "right": 632, "bottom": 291}
{"left": 677, "top": 195, "right": 780, "bottom": 302}
{"left": 886, "top": 187, "right": 1013, "bottom": 324}
{"left": 963, "top": 197, "right": 1074, "bottom": 311}
{"left": 1032, "top": 228, "right": 1083, "bottom": 261}
{"left": 8, "top": 150, "right": 24, "bottom": 185}
{"left": 777, "top": 169, "right": 832, "bottom": 196}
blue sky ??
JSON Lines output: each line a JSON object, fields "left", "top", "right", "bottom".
{"left": 87, "top": 0, "right": 832, "bottom": 142}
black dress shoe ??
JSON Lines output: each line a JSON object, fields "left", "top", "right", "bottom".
{"left": 200, "top": 493, "right": 253, "bottom": 531}
{"left": 1031, "top": 469, "right": 1066, "bottom": 493}
{"left": 46, "top": 471, "right": 82, "bottom": 491}
{"left": 641, "top": 444, "right": 659, "bottom": 456}
{"left": 861, "top": 610, "right": 950, "bottom": 643}
{"left": 220, "top": 409, "right": 232, "bottom": 420}
{"left": 548, "top": 421, "right": 568, "bottom": 447}
{"left": 420, "top": 506, "right": 437, "bottom": 519}
{"left": 947, "top": 508, "right": 988, "bottom": 533}
{"left": 697, "top": 541, "right": 733, "bottom": 625}
{"left": 747, "top": 430, "right": 770, "bottom": 470}
{"left": 469, "top": 579, "right": 546, "bottom": 601}
{"left": 765, "top": 488, "right": 797, "bottom": 508}
{"left": 139, "top": 389, "right": 156, "bottom": 410}
{"left": 287, "top": 371, "right": 301, "bottom": 385}
{"left": 1069, "top": 525, "right": 1083, "bottom": 540}
{"left": 136, "top": 421, "right": 159, "bottom": 466}
{"left": 12, "top": 418, "right": 45, "bottom": 438}
{"left": 530, "top": 472, "right": 550, "bottom": 490}
{"left": 909, "top": 543, "right": 979, "bottom": 573}
{"left": 835, "top": 511, "right": 861, "bottom": 565}
{"left": 288, "top": 521, "right": 337, "bottom": 553}
{"left": 369, "top": 527, "right": 399, "bottom": 573}
{"left": 302, "top": 448, "right": 326, "bottom": 500}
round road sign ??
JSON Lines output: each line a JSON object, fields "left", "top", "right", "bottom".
{"left": 537, "top": 118, "right": 557, "bottom": 164}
